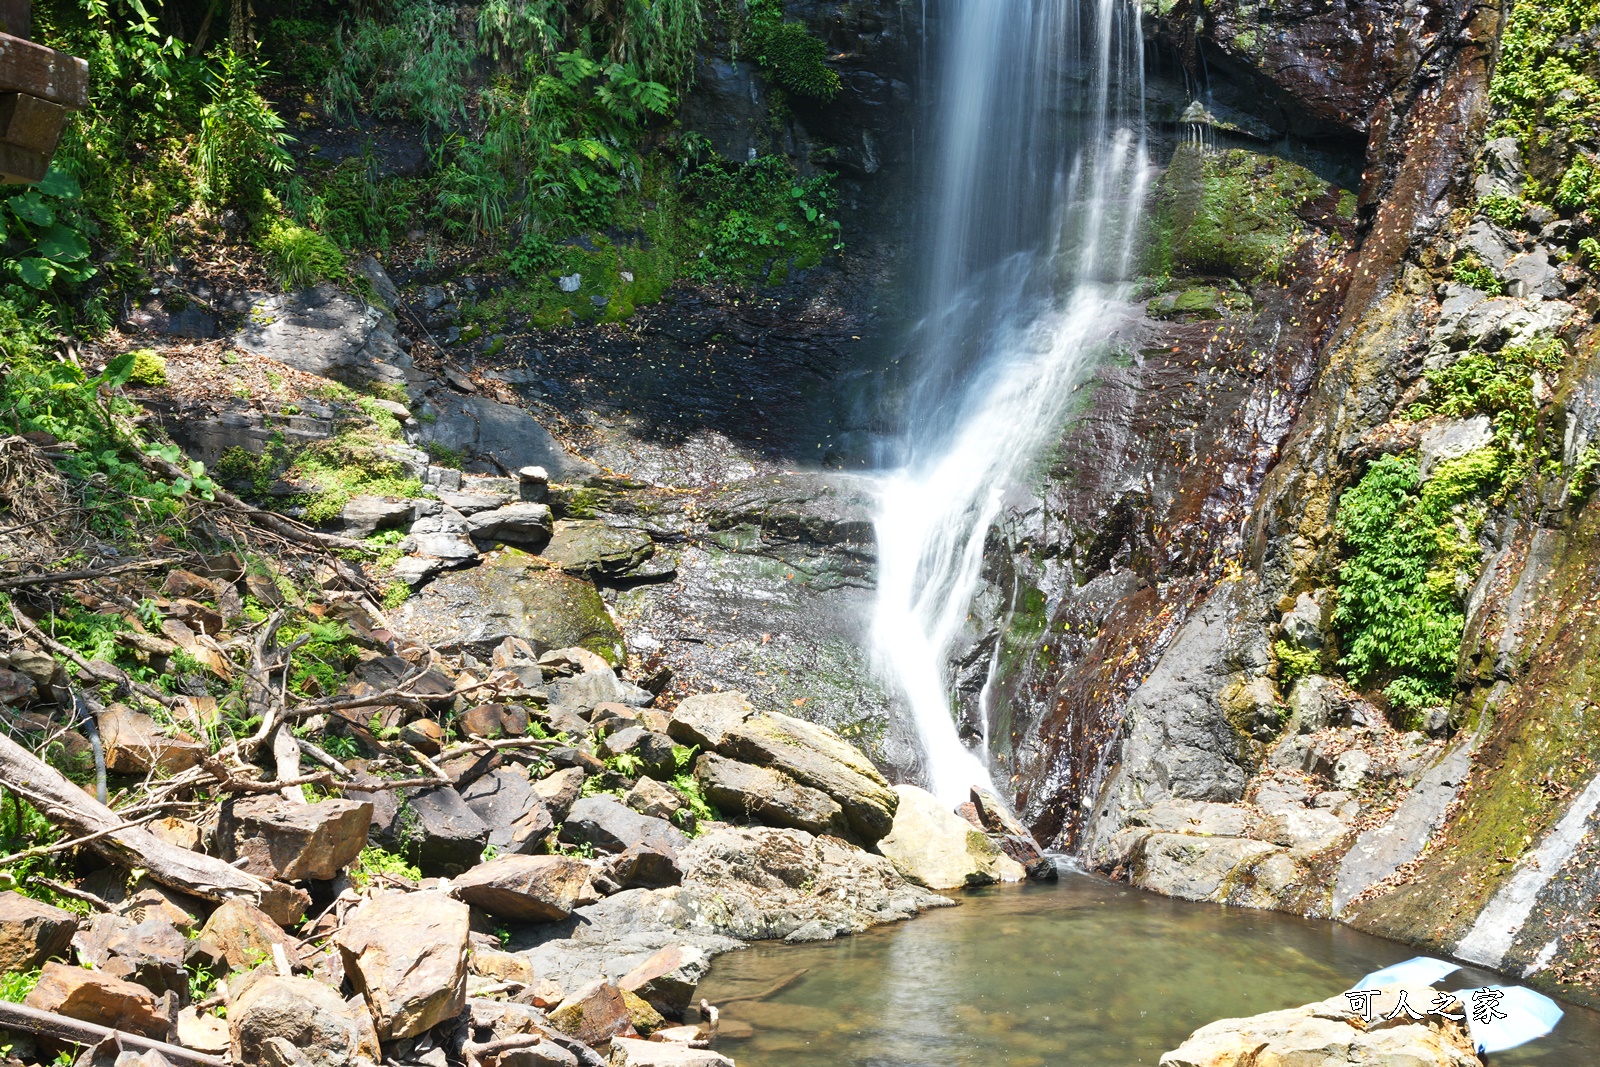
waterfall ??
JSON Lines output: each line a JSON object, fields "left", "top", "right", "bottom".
{"left": 871, "top": 0, "right": 1150, "bottom": 805}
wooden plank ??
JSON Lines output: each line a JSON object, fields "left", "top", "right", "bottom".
{"left": 0, "top": 135, "right": 45, "bottom": 182}
{"left": 0, "top": 2, "right": 28, "bottom": 41}
{"left": 0, "top": 91, "right": 64, "bottom": 154}
{"left": 0, "top": 32, "right": 86, "bottom": 109}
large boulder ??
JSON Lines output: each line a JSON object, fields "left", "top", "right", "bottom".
{"left": 718, "top": 712, "right": 898, "bottom": 843}
{"left": 539, "top": 520, "right": 654, "bottom": 578}
{"left": 198, "top": 898, "right": 297, "bottom": 971}
{"left": 24, "top": 960, "right": 170, "bottom": 1039}
{"left": 694, "top": 752, "right": 849, "bottom": 837}
{"left": 412, "top": 391, "right": 595, "bottom": 482}
{"left": 561, "top": 796, "right": 687, "bottom": 856}
{"left": 233, "top": 284, "right": 410, "bottom": 388}
{"left": 1160, "top": 986, "right": 1479, "bottom": 1067}
{"left": 467, "top": 502, "right": 554, "bottom": 545}
{"left": 388, "top": 548, "right": 625, "bottom": 664}
{"left": 666, "top": 692, "right": 756, "bottom": 750}
{"left": 617, "top": 943, "right": 712, "bottom": 1020}
{"left": 229, "top": 974, "right": 381, "bottom": 1067}
{"left": 1132, "top": 834, "right": 1286, "bottom": 902}
{"left": 335, "top": 891, "right": 470, "bottom": 1041}
{"left": 451, "top": 855, "right": 596, "bottom": 922}
{"left": 547, "top": 980, "right": 638, "bottom": 1048}
{"left": 877, "top": 785, "right": 1017, "bottom": 889}
{"left": 0, "top": 891, "right": 76, "bottom": 972}
{"left": 217, "top": 795, "right": 372, "bottom": 882}
{"left": 459, "top": 769, "right": 555, "bottom": 855}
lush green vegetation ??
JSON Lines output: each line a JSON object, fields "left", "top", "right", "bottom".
{"left": 743, "top": 0, "right": 841, "bottom": 101}
{"left": 1488, "top": 0, "right": 1600, "bottom": 213}
{"left": 1145, "top": 146, "right": 1330, "bottom": 288}
{"left": 1332, "top": 451, "right": 1500, "bottom": 719}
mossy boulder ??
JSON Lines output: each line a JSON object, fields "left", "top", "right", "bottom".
{"left": 387, "top": 547, "right": 625, "bottom": 664}
{"left": 1149, "top": 285, "right": 1240, "bottom": 320}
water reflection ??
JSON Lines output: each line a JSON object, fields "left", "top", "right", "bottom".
{"left": 697, "top": 872, "right": 1600, "bottom": 1066}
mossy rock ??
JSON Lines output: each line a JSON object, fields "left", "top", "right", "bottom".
{"left": 387, "top": 547, "right": 625, "bottom": 664}
{"left": 1149, "top": 285, "right": 1237, "bottom": 320}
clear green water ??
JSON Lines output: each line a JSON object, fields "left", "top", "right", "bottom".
{"left": 697, "top": 873, "right": 1600, "bottom": 1066}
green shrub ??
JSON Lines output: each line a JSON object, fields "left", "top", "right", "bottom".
{"left": 349, "top": 846, "right": 421, "bottom": 889}
{"left": 1274, "top": 640, "right": 1320, "bottom": 684}
{"left": 127, "top": 348, "right": 167, "bottom": 386}
{"left": 1451, "top": 254, "right": 1504, "bottom": 296}
{"left": 1489, "top": 0, "right": 1600, "bottom": 212}
{"left": 745, "top": 0, "right": 841, "bottom": 101}
{"left": 1477, "top": 191, "right": 1526, "bottom": 229}
{"left": 195, "top": 48, "right": 292, "bottom": 211}
{"left": 1333, "top": 451, "right": 1501, "bottom": 713}
{"left": 257, "top": 217, "right": 347, "bottom": 290}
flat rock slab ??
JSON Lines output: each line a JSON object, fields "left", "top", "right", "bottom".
{"left": 452, "top": 854, "right": 595, "bottom": 922}
{"left": 389, "top": 547, "right": 625, "bottom": 664}
{"left": 24, "top": 960, "right": 169, "bottom": 1039}
{"left": 414, "top": 391, "right": 595, "bottom": 482}
{"left": 694, "top": 751, "right": 847, "bottom": 837}
{"left": 611, "top": 1037, "right": 734, "bottom": 1067}
{"left": 234, "top": 284, "right": 411, "bottom": 388}
{"left": 539, "top": 520, "right": 654, "bottom": 577}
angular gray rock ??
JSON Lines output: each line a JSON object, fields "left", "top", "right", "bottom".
{"left": 458, "top": 769, "right": 554, "bottom": 855}
{"left": 217, "top": 795, "right": 373, "bottom": 882}
{"left": 561, "top": 795, "right": 687, "bottom": 856}
{"left": 412, "top": 392, "right": 595, "bottom": 482}
{"left": 530, "top": 766, "right": 587, "bottom": 820}
{"left": 718, "top": 712, "right": 898, "bottom": 843}
{"left": 625, "top": 777, "right": 684, "bottom": 822}
{"left": 693, "top": 751, "right": 848, "bottom": 837}
{"left": 234, "top": 284, "right": 412, "bottom": 389}
{"left": 451, "top": 854, "right": 596, "bottom": 922}
{"left": 876, "top": 784, "right": 1016, "bottom": 889}
{"left": 539, "top": 520, "right": 654, "bottom": 578}
{"left": 616, "top": 943, "right": 711, "bottom": 1020}
{"left": 665, "top": 691, "right": 756, "bottom": 751}
{"left": 600, "top": 726, "right": 676, "bottom": 779}
{"left": 402, "top": 508, "right": 479, "bottom": 562}
{"left": 339, "top": 495, "right": 415, "bottom": 538}
{"left": 467, "top": 502, "right": 554, "bottom": 545}
{"left": 388, "top": 548, "right": 625, "bottom": 664}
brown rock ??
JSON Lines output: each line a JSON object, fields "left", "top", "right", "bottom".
{"left": 469, "top": 947, "right": 538, "bottom": 985}
{"left": 176, "top": 1005, "right": 230, "bottom": 1053}
{"left": 529, "top": 766, "right": 586, "bottom": 820}
{"left": 451, "top": 855, "right": 595, "bottom": 922}
{"left": 719, "top": 712, "right": 898, "bottom": 843}
{"left": 336, "top": 890, "right": 470, "bottom": 1040}
{"left": 229, "top": 974, "right": 381, "bottom": 1067}
{"left": 402, "top": 718, "right": 444, "bottom": 754}
{"left": 161, "top": 569, "right": 217, "bottom": 600}
{"left": 71, "top": 914, "right": 188, "bottom": 997}
{"left": 0, "top": 667, "right": 36, "bottom": 705}
{"left": 461, "top": 703, "right": 529, "bottom": 738}
{"left": 611, "top": 1037, "right": 735, "bottom": 1066}
{"left": 548, "top": 980, "right": 637, "bottom": 1048}
{"left": 147, "top": 815, "right": 203, "bottom": 851}
{"left": 693, "top": 751, "right": 849, "bottom": 838}
{"left": 98, "top": 705, "right": 204, "bottom": 775}
{"left": 0, "top": 891, "right": 76, "bottom": 973}
{"left": 24, "top": 960, "right": 170, "bottom": 1039}
{"left": 597, "top": 844, "right": 683, "bottom": 891}
{"left": 198, "top": 898, "right": 296, "bottom": 971}
{"left": 625, "top": 777, "right": 683, "bottom": 822}
{"left": 80, "top": 871, "right": 201, "bottom": 932}
{"left": 665, "top": 691, "right": 755, "bottom": 751}
{"left": 617, "top": 944, "right": 711, "bottom": 1020}
{"left": 218, "top": 795, "right": 373, "bottom": 881}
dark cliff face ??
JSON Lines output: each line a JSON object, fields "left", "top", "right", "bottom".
{"left": 967, "top": 0, "right": 1501, "bottom": 848}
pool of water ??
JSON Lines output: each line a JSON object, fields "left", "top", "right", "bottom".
{"left": 696, "top": 872, "right": 1600, "bottom": 1066}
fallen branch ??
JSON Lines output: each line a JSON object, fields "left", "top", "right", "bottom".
{"left": 12, "top": 607, "right": 177, "bottom": 710}
{"left": 0, "top": 731, "right": 294, "bottom": 919}
{"left": 0, "top": 809, "right": 166, "bottom": 869}
{"left": 714, "top": 969, "right": 808, "bottom": 1006}
{"left": 34, "top": 877, "right": 112, "bottom": 912}
{"left": 438, "top": 736, "right": 558, "bottom": 762}
{"left": 0, "top": 556, "right": 183, "bottom": 590}
{"left": 0, "top": 1001, "right": 226, "bottom": 1067}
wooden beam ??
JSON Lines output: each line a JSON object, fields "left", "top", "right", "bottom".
{"left": 0, "top": 32, "right": 86, "bottom": 109}
{"left": 0, "top": 91, "right": 64, "bottom": 154}
{"left": 0, "top": 1001, "right": 227, "bottom": 1067}
{"left": 0, "top": 2, "right": 29, "bottom": 41}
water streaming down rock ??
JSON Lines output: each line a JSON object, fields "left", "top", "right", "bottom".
{"left": 870, "top": 0, "right": 1151, "bottom": 805}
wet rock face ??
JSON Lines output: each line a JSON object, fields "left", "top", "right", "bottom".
{"left": 1149, "top": 0, "right": 1408, "bottom": 142}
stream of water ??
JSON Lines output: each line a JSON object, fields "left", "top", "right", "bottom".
{"left": 699, "top": 873, "right": 1600, "bottom": 1066}
{"left": 869, "top": 0, "right": 1148, "bottom": 803}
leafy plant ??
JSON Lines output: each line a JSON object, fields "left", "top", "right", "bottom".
{"left": 256, "top": 217, "right": 347, "bottom": 291}
{"left": 349, "top": 846, "right": 421, "bottom": 889}
{"left": 195, "top": 47, "right": 293, "bottom": 210}
{"left": 1274, "top": 641, "right": 1320, "bottom": 684}
{"left": 1451, "top": 254, "right": 1504, "bottom": 296}
{"left": 0, "top": 969, "right": 40, "bottom": 1004}
{"left": 1332, "top": 451, "right": 1501, "bottom": 718}
{"left": 127, "top": 348, "right": 168, "bottom": 386}
{"left": 744, "top": 0, "right": 840, "bottom": 100}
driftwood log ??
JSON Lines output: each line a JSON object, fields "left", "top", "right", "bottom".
{"left": 0, "top": 1001, "right": 226, "bottom": 1067}
{"left": 0, "top": 731, "right": 305, "bottom": 923}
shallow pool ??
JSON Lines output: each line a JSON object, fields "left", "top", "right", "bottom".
{"left": 696, "top": 871, "right": 1600, "bottom": 1066}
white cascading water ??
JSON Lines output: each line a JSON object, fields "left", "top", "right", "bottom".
{"left": 871, "top": 0, "right": 1150, "bottom": 805}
